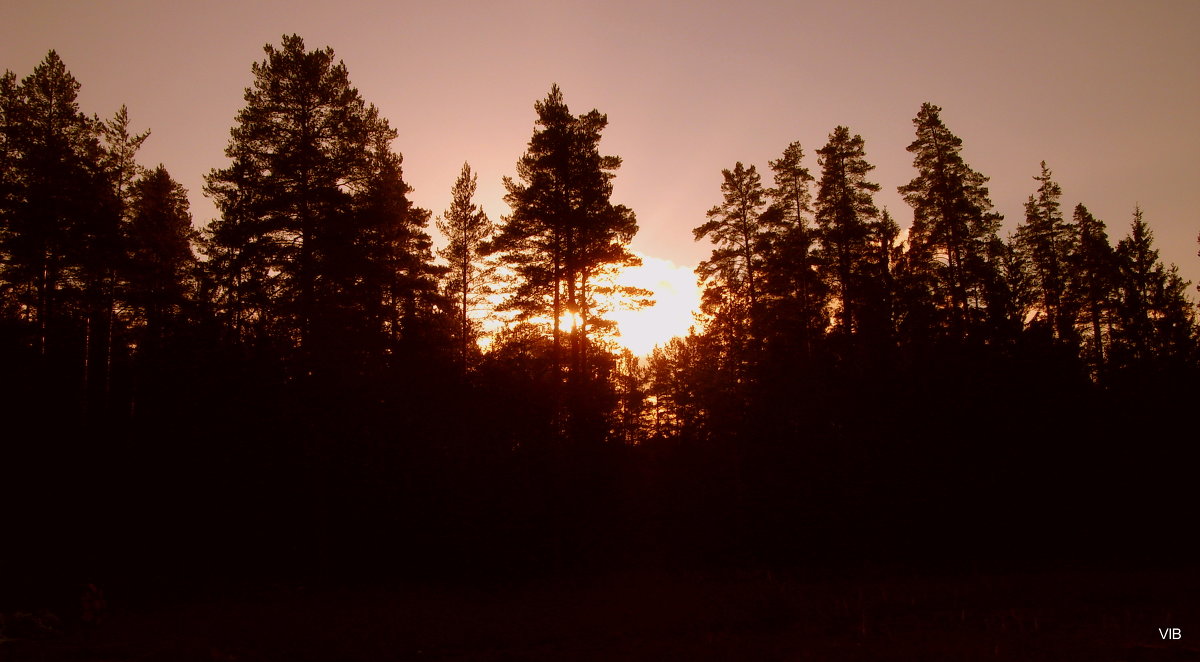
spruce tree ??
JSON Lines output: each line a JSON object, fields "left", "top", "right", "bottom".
{"left": 1112, "top": 207, "right": 1198, "bottom": 372}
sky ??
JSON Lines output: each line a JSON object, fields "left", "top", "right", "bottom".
{"left": 3, "top": 0, "right": 1199, "bottom": 303}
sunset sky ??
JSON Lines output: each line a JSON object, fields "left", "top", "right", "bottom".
{"left": 3, "top": 0, "right": 1198, "bottom": 336}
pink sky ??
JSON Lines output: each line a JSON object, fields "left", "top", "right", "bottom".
{"left": 3, "top": 0, "right": 1198, "bottom": 289}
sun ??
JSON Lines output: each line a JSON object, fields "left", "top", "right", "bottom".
{"left": 607, "top": 254, "right": 702, "bottom": 356}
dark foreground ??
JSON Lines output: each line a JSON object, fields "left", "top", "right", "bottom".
{"left": 3, "top": 566, "right": 1197, "bottom": 661}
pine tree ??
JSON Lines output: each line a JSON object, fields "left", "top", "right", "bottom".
{"left": 90, "top": 106, "right": 151, "bottom": 406}
{"left": 693, "top": 161, "right": 774, "bottom": 347}
{"left": 0, "top": 52, "right": 116, "bottom": 370}
{"left": 1014, "top": 162, "right": 1075, "bottom": 341}
{"left": 101, "top": 106, "right": 149, "bottom": 212}
{"left": 125, "top": 166, "right": 195, "bottom": 348}
{"left": 0, "top": 70, "right": 14, "bottom": 321}
{"left": 121, "top": 165, "right": 198, "bottom": 417}
{"left": 437, "top": 162, "right": 493, "bottom": 374}
{"left": 202, "top": 35, "right": 425, "bottom": 376}
{"left": 488, "top": 84, "right": 639, "bottom": 391}
{"left": 859, "top": 207, "right": 901, "bottom": 346}
{"left": 350, "top": 135, "right": 441, "bottom": 364}
{"left": 1065, "top": 204, "right": 1117, "bottom": 373}
{"left": 768, "top": 142, "right": 814, "bottom": 230}
{"left": 978, "top": 234, "right": 1031, "bottom": 345}
{"left": 762, "top": 142, "right": 825, "bottom": 357}
{"left": 898, "top": 103, "right": 1002, "bottom": 340}
{"left": 814, "top": 126, "right": 880, "bottom": 337}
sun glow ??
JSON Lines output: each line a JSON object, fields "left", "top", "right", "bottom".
{"left": 475, "top": 255, "right": 702, "bottom": 357}
{"left": 609, "top": 254, "right": 702, "bottom": 356}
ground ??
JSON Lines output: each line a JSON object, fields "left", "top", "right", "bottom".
{"left": 2, "top": 565, "right": 1197, "bottom": 661}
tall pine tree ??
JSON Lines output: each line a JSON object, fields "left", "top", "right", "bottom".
{"left": 763, "top": 142, "right": 825, "bottom": 358}
{"left": 488, "top": 84, "right": 639, "bottom": 391}
{"left": 0, "top": 51, "right": 120, "bottom": 399}
{"left": 693, "top": 161, "right": 774, "bottom": 355}
{"left": 1014, "top": 162, "right": 1075, "bottom": 342}
{"left": 202, "top": 35, "right": 434, "bottom": 378}
{"left": 814, "top": 126, "right": 880, "bottom": 338}
{"left": 898, "top": 103, "right": 1002, "bottom": 341}
{"left": 1065, "top": 204, "right": 1116, "bottom": 374}
{"left": 437, "top": 162, "right": 493, "bottom": 374}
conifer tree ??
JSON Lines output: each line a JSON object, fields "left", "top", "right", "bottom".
{"left": 351, "top": 136, "right": 441, "bottom": 361}
{"left": 1014, "top": 162, "right": 1075, "bottom": 341}
{"left": 763, "top": 142, "right": 825, "bottom": 356}
{"left": 90, "top": 106, "right": 151, "bottom": 404}
{"left": 121, "top": 165, "right": 197, "bottom": 417}
{"left": 0, "top": 52, "right": 115, "bottom": 366}
{"left": 768, "top": 142, "right": 814, "bottom": 231}
{"left": 101, "top": 106, "right": 149, "bottom": 212}
{"left": 898, "top": 103, "right": 1002, "bottom": 340}
{"left": 0, "top": 71, "right": 14, "bottom": 320}
{"left": 202, "top": 35, "right": 432, "bottom": 376}
{"left": 1112, "top": 207, "right": 1198, "bottom": 371}
{"left": 978, "top": 234, "right": 1031, "bottom": 344}
{"left": 1066, "top": 204, "right": 1117, "bottom": 373}
{"left": 125, "top": 165, "right": 195, "bottom": 348}
{"left": 693, "top": 162, "right": 773, "bottom": 347}
{"left": 488, "top": 84, "right": 639, "bottom": 390}
{"left": 437, "top": 162, "right": 493, "bottom": 373}
{"left": 814, "top": 126, "right": 880, "bottom": 337}
{"left": 860, "top": 207, "right": 901, "bottom": 346}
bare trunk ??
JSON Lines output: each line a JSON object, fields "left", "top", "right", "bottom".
{"left": 552, "top": 238, "right": 562, "bottom": 381}
{"left": 460, "top": 254, "right": 470, "bottom": 376}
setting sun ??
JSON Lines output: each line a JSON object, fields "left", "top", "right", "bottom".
{"left": 608, "top": 253, "right": 702, "bottom": 356}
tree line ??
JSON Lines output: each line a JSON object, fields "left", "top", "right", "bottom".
{"left": 2, "top": 37, "right": 1198, "bottom": 602}
{"left": 642, "top": 106, "right": 1199, "bottom": 568}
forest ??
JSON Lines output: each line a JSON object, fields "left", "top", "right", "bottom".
{"left": 3, "top": 35, "right": 1199, "bottom": 620}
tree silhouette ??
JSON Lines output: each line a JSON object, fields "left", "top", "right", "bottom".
{"left": 437, "top": 162, "right": 493, "bottom": 375}
{"left": 1014, "top": 162, "right": 1074, "bottom": 342}
{"left": 124, "top": 166, "right": 195, "bottom": 347}
{"left": 0, "top": 51, "right": 123, "bottom": 410}
{"left": 693, "top": 161, "right": 773, "bottom": 365}
{"left": 202, "top": 35, "right": 431, "bottom": 378}
{"left": 814, "top": 126, "right": 880, "bottom": 338}
{"left": 488, "top": 84, "right": 640, "bottom": 436}
{"left": 1111, "top": 206, "right": 1198, "bottom": 374}
{"left": 898, "top": 103, "right": 1002, "bottom": 341}
{"left": 1065, "top": 204, "right": 1116, "bottom": 375}
{"left": 695, "top": 163, "right": 771, "bottom": 316}
{"left": 762, "top": 142, "right": 826, "bottom": 359}
{"left": 349, "top": 134, "right": 442, "bottom": 367}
